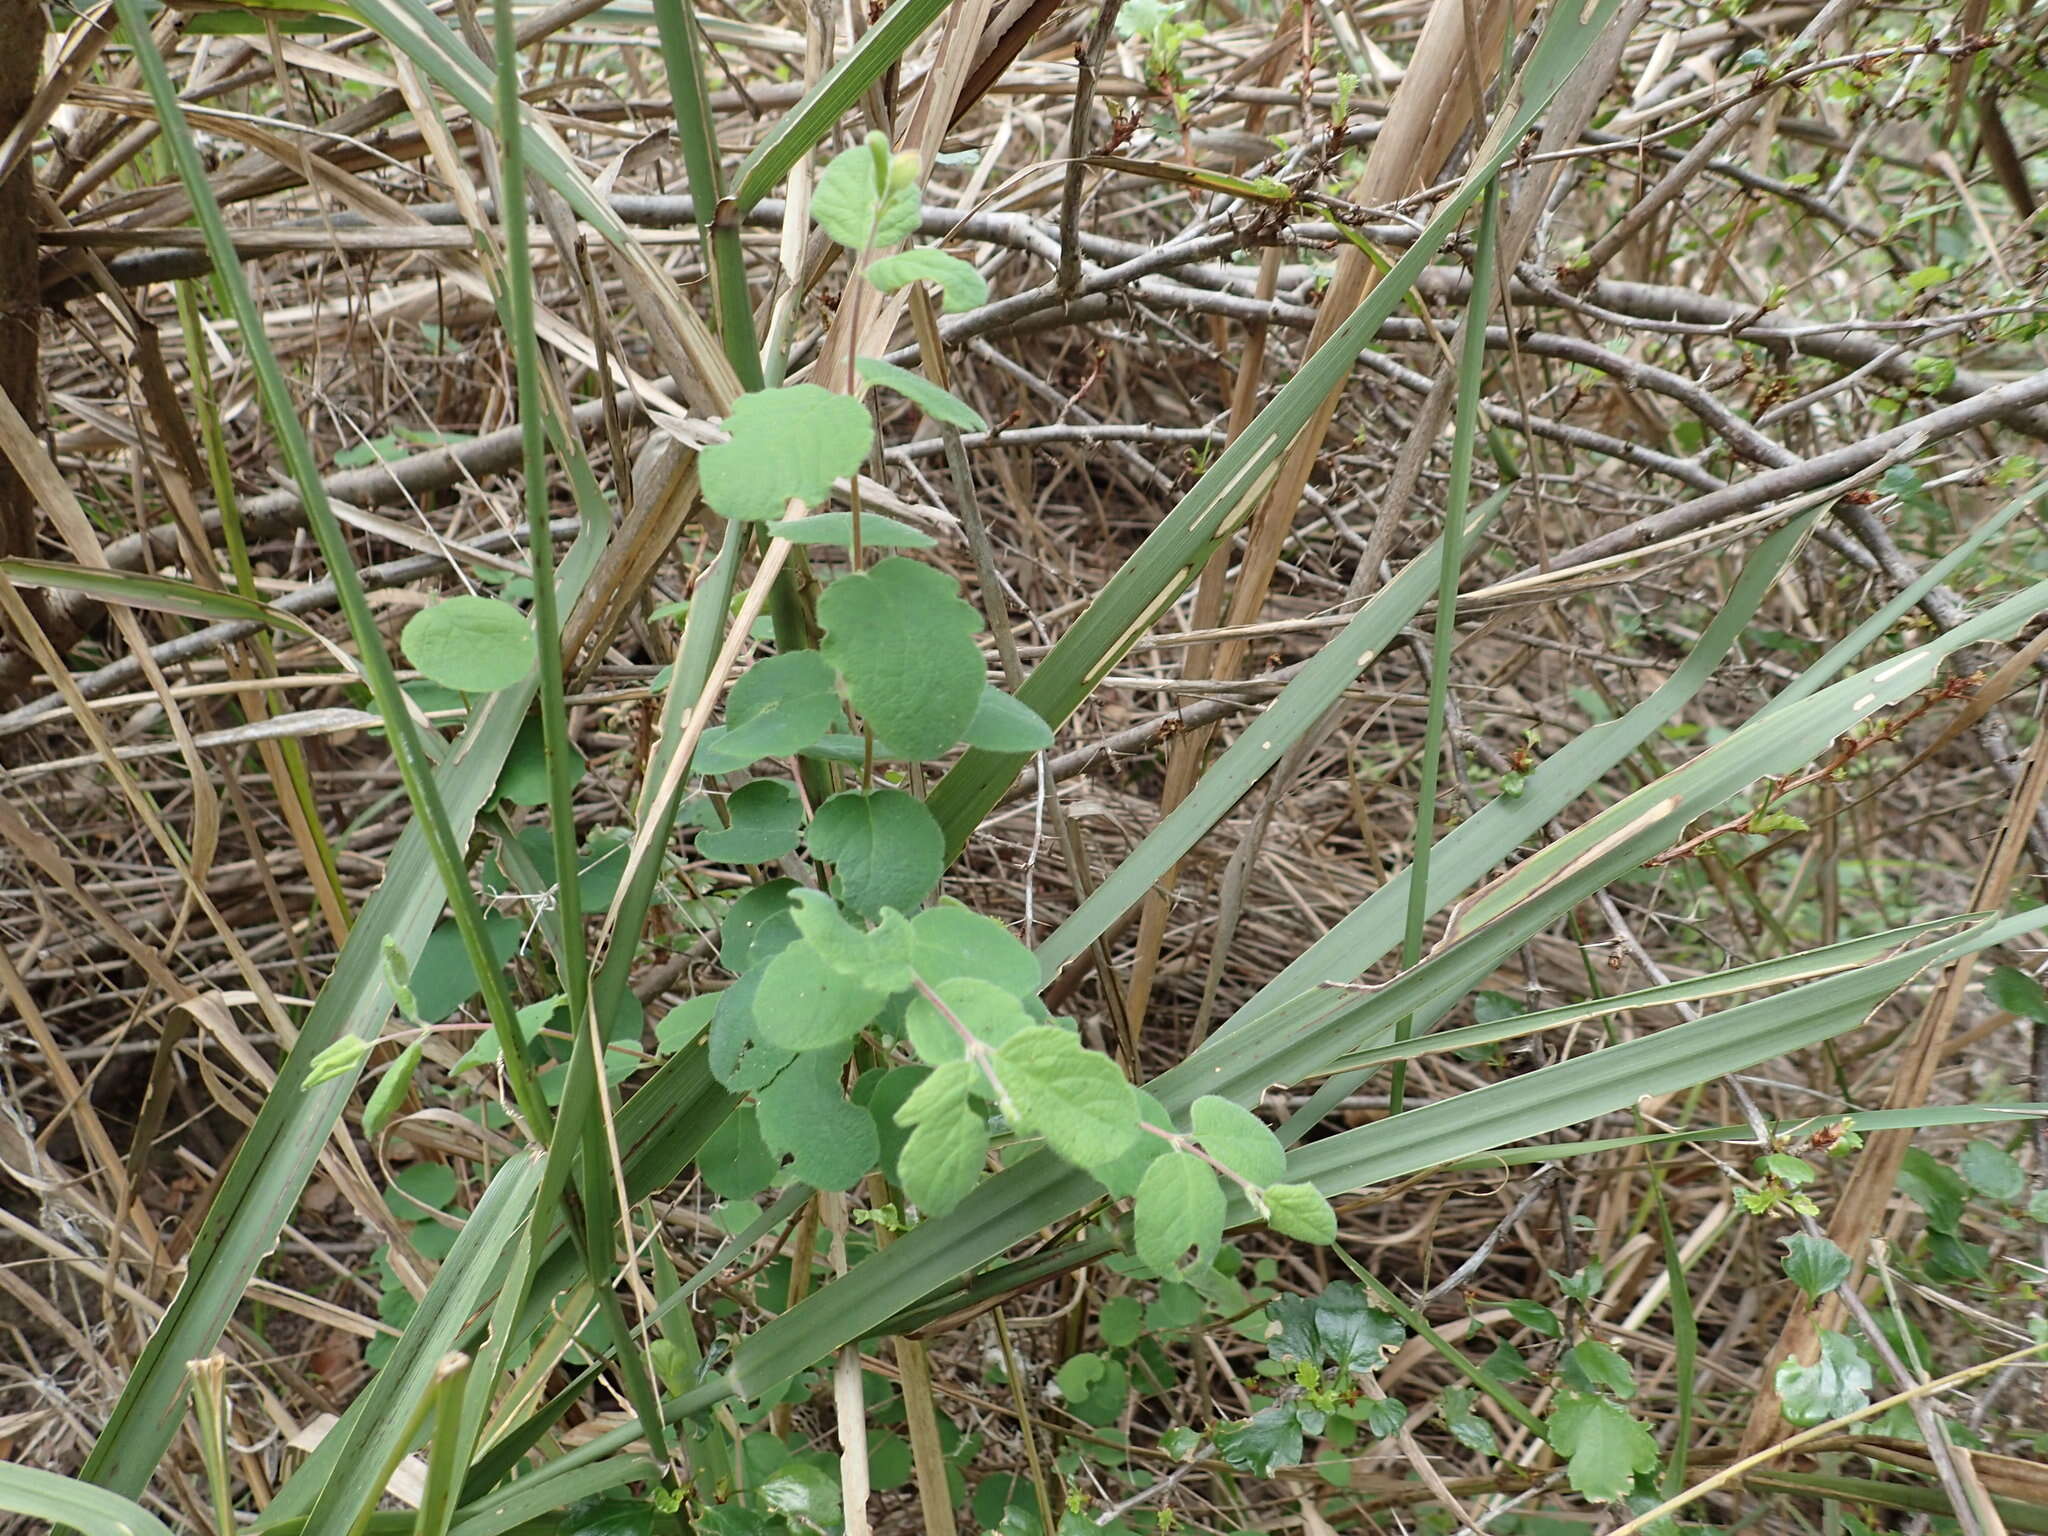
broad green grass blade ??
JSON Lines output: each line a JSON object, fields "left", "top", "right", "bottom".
{"left": 291, "top": 1152, "right": 544, "bottom": 1536}
{"left": 0, "top": 1464, "right": 174, "bottom": 1536}
{"left": 1323, "top": 914, "right": 1970, "bottom": 1074}
{"left": 926, "top": 0, "right": 1628, "bottom": 852}
{"left": 1034, "top": 489, "right": 1507, "bottom": 979}
{"left": 1277, "top": 911, "right": 2042, "bottom": 1200}
{"left": 1237, "top": 508, "right": 1820, "bottom": 1025}
{"left": 730, "top": 0, "right": 956, "bottom": 210}
{"left": 81, "top": 5, "right": 613, "bottom": 1482}
{"left": 0, "top": 558, "right": 321, "bottom": 635}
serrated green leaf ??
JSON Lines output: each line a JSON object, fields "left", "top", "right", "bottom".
{"left": 857, "top": 357, "right": 988, "bottom": 431}
{"left": 757, "top": 1052, "right": 879, "bottom": 1190}
{"left": 361, "top": 1040, "right": 422, "bottom": 1139}
{"left": 698, "top": 779, "right": 806, "bottom": 863}
{"left": 700, "top": 385, "right": 874, "bottom": 522}
{"left": 812, "top": 132, "right": 920, "bottom": 249}
{"left": 399, "top": 595, "right": 536, "bottom": 694}
{"left": 697, "top": 651, "right": 843, "bottom": 774}
{"left": 1213, "top": 1401, "right": 1307, "bottom": 1476}
{"left": 753, "top": 938, "right": 890, "bottom": 1051}
{"left": 766, "top": 510, "right": 937, "bottom": 549}
{"left": 1898, "top": 1146, "right": 1966, "bottom": 1233}
{"left": 1262, "top": 1182, "right": 1335, "bottom": 1245}
{"left": 961, "top": 685, "right": 1054, "bottom": 751}
{"left": 817, "top": 557, "right": 985, "bottom": 760}
{"left": 1190, "top": 1096, "right": 1285, "bottom": 1184}
{"left": 807, "top": 787, "right": 945, "bottom": 918}
{"left": 1781, "top": 1233, "right": 1852, "bottom": 1302}
{"left": 1268, "top": 1283, "right": 1402, "bottom": 1374}
{"left": 1134, "top": 1152, "right": 1223, "bottom": 1274}
{"left": 865, "top": 247, "right": 988, "bottom": 312}
{"left": 1440, "top": 1386, "right": 1498, "bottom": 1455}
{"left": 1774, "top": 1330, "right": 1873, "bottom": 1426}
{"left": 1546, "top": 1391, "right": 1658, "bottom": 1502}
{"left": 995, "top": 1026, "right": 1139, "bottom": 1172}
{"left": 905, "top": 976, "right": 1033, "bottom": 1065}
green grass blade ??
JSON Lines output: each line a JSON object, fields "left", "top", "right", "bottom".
{"left": 730, "top": 0, "right": 957, "bottom": 211}
{"left": 1034, "top": 490, "right": 1507, "bottom": 980}
{"left": 293, "top": 1153, "right": 545, "bottom": 1536}
{"left": 0, "top": 1465, "right": 175, "bottom": 1536}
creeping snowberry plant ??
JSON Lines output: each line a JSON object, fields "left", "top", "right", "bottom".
{"left": 676, "top": 135, "right": 1335, "bottom": 1263}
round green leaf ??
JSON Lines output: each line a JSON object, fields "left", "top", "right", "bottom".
{"left": 812, "top": 132, "right": 921, "bottom": 251}
{"left": 807, "top": 787, "right": 945, "bottom": 919}
{"left": 697, "top": 651, "right": 843, "bottom": 775}
{"left": 817, "top": 557, "right": 984, "bottom": 760}
{"left": 400, "top": 596, "right": 536, "bottom": 693}
{"left": 698, "top": 779, "right": 805, "bottom": 863}
{"left": 699, "top": 385, "right": 874, "bottom": 522}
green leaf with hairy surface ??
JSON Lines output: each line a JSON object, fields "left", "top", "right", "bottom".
{"left": 698, "top": 779, "right": 805, "bottom": 863}
{"left": 1775, "top": 1330, "right": 1873, "bottom": 1426}
{"left": 1262, "top": 1182, "right": 1336, "bottom": 1245}
{"left": 400, "top": 595, "right": 536, "bottom": 694}
{"left": 865, "top": 247, "right": 988, "bottom": 312}
{"left": 1782, "top": 1233, "right": 1852, "bottom": 1302}
{"left": 1092, "top": 1088, "right": 1172, "bottom": 1198}
{"left": 697, "top": 651, "right": 843, "bottom": 774}
{"left": 909, "top": 903, "right": 1039, "bottom": 995}
{"left": 812, "top": 132, "right": 920, "bottom": 249}
{"left": 1190, "top": 1096, "right": 1285, "bottom": 1185}
{"left": 895, "top": 1064, "right": 988, "bottom": 1214}
{"left": 757, "top": 1052, "right": 879, "bottom": 1190}
{"left": 791, "top": 891, "right": 917, "bottom": 993}
{"left": 817, "top": 557, "right": 984, "bottom": 760}
{"left": 905, "top": 976, "right": 1033, "bottom": 1065}
{"left": 361, "top": 1040, "right": 421, "bottom": 1139}
{"left": 807, "top": 787, "right": 946, "bottom": 918}
{"left": 995, "top": 1026, "right": 1139, "bottom": 1171}
{"left": 303, "top": 1035, "right": 371, "bottom": 1089}
{"left": 1134, "top": 1152, "right": 1223, "bottom": 1274}
{"left": 766, "top": 510, "right": 936, "bottom": 549}
{"left": 1546, "top": 1391, "right": 1657, "bottom": 1502}
{"left": 857, "top": 357, "right": 988, "bottom": 431}
{"left": 961, "top": 686, "right": 1054, "bottom": 751}
{"left": 699, "top": 386, "right": 874, "bottom": 522}
{"left": 753, "top": 939, "right": 890, "bottom": 1052}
